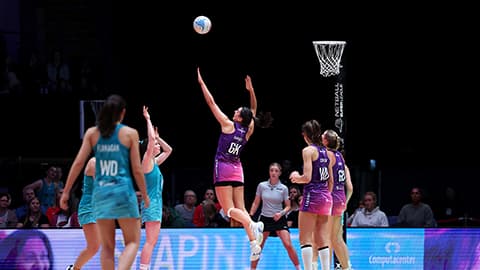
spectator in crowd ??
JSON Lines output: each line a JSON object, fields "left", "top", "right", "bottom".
{"left": 23, "top": 165, "right": 61, "bottom": 212}
{"left": 21, "top": 50, "right": 48, "bottom": 95}
{"left": 434, "top": 186, "right": 465, "bottom": 227}
{"left": 1, "top": 55, "right": 22, "bottom": 95}
{"left": 350, "top": 191, "right": 389, "bottom": 227}
{"left": 346, "top": 199, "right": 364, "bottom": 226}
{"left": 174, "top": 189, "right": 197, "bottom": 227}
{"left": 0, "top": 192, "right": 18, "bottom": 228}
{"left": 397, "top": 187, "right": 436, "bottom": 228}
{"left": 202, "top": 199, "right": 230, "bottom": 228}
{"left": 16, "top": 187, "right": 38, "bottom": 217}
{"left": 46, "top": 48, "right": 71, "bottom": 94}
{"left": 54, "top": 166, "right": 64, "bottom": 185}
{"left": 193, "top": 188, "right": 221, "bottom": 227}
{"left": 162, "top": 205, "right": 185, "bottom": 228}
{"left": 46, "top": 187, "right": 79, "bottom": 228}
{"left": 286, "top": 185, "right": 302, "bottom": 228}
{"left": 16, "top": 197, "right": 50, "bottom": 228}
{"left": 50, "top": 203, "right": 79, "bottom": 228}
{"left": 45, "top": 187, "right": 63, "bottom": 225}
{"left": 78, "top": 57, "right": 99, "bottom": 96}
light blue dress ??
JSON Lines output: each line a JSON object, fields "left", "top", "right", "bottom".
{"left": 93, "top": 124, "right": 139, "bottom": 219}
{"left": 78, "top": 174, "right": 95, "bottom": 225}
{"left": 141, "top": 163, "right": 163, "bottom": 223}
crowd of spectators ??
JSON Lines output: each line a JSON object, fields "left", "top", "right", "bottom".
{"left": 1, "top": 161, "right": 480, "bottom": 229}
{"left": 1, "top": 46, "right": 102, "bottom": 98}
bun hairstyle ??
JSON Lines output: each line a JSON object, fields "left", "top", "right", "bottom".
{"left": 323, "top": 129, "right": 341, "bottom": 150}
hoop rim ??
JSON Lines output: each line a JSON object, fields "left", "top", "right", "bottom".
{"left": 312, "top": 41, "right": 346, "bottom": 45}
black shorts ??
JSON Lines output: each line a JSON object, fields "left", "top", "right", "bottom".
{"left": 214, "top": 181, "right": 244, "bottom": 187}
{"left": 259, "top": 215, "right": 290, "bottom": 237}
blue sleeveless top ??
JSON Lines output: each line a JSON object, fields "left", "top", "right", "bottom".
{"left": 141, "top": 163, "right": 163, "bottom": 222}
{"left": 78, "top": 174, "right": 93, "bottom": 215}
{"left": 92, "top": 124, "right": 139, "bottom": 219}
{"left": 94, "top": 124, "right": 131, "bottom": 186}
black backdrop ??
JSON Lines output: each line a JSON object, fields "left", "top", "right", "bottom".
{"left": 1, "top": 1, "right": 479, "bottom": 217}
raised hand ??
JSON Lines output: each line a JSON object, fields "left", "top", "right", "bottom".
{"left": 197, "top": 67, "right": 204, "bottom": 84}
{"left": 245, "top": 75, "right": 254, "bottom": 92}
{"left": 143, "top": 105, "right": 150, "bottom": 120}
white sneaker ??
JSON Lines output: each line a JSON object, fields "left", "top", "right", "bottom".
{"left": 334, "top": 264, "right": 353, "bottom": 270}
{"left": 250, "top": 221, "right": 264, "bottom": 244}
{"left": 65, "top": 265, "right": 74, "bottom": 270}
{"left": 250, "top": 242, "right": 262, "bottom": 261}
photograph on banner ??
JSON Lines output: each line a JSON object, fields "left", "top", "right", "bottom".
{"left": 424, "top": 228, "right": 480, "bottom": 270}
{"left": 0, "top": 230, "right": 54, "bottom": 270}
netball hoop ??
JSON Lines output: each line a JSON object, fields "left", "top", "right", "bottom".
{"left": 313, "top": 41, "right": 346, "bottom": 77}
{"left": 312, "top": 40, "right": 347, "bottom": 140}
{"left": 79, "top": 99, "right": 105, "bottom": 139}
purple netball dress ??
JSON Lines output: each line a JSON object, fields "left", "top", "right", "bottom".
{"left": 213, "top": 122, "right": 248, "bottom": 184}
{"left": 300, "top": 145, "right": 333, "bottom": 216}
{"left": 331, "top": 150, "right": 347, "bottom": 216}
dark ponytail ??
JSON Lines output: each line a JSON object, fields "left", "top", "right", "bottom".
{"left": 97, "top": 94, "right": 126, "bottom": 137}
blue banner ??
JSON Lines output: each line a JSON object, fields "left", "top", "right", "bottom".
{"left": 347, "top": 228, "right": 424, "bottom": 269}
